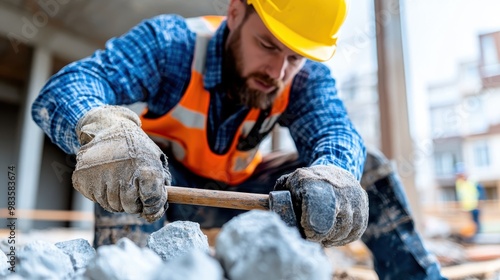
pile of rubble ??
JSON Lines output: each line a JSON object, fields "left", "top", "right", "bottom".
{"left": 0, "top": 210, "right": 333, "bottom": 280}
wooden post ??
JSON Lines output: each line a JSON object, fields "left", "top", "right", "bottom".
{"left": 374, "top": 0, "right": 423, "bottom": 230}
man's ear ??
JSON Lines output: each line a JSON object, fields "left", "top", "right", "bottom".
{"left": 227, "top": 0, "right": 246, "bottom": 31}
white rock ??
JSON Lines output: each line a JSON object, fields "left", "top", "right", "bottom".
{"left": 56, "top": 238, "right": 96, "bottom": 274}
{"left": 152, "top": 250, "right": 223, "bottom": 280}
{"left": 147, "top": 221, "right": 209, "bottom": 262}
{"left": 216, "top": 210, "right": 333, "bottom": 280}
{"left": 0, "top": 250, "right": 9, "bottom": 277}
{"left": 85, "top": 238, "right": 163, "bottom": 280}
{"left": 17, "top": 240, "right": 74, "bottom": 279}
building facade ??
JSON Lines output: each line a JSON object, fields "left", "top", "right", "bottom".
{"left": 429, "top": 31, "right": 500, "bottom": 202}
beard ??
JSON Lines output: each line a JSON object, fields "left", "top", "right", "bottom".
{"left": 223, "top": 26, "right": 284, "bottom": 110}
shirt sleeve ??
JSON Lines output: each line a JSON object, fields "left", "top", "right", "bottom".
{"left": 280, "top": 61, "right": 366, "bottom": 180}
{"left": 31, "top": 15, "right": 194, "bottom": 154}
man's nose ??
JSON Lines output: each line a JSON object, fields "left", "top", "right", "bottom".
{"left": 266, "top": 55, "right": 287, "bottom": 81}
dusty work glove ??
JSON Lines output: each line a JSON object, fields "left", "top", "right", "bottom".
{"left": 274, "top": 165, "right": 368, "bottom": 247}
{"left": 72, "top": 105, "right": 171, "bottom": 222}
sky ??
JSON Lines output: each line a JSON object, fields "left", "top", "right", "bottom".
{"left": 405, "top": 0, "right": 500, "bottom": 84}
{"left": 326, "top": 0, "right": 376, "bottom": 82}
{"left": 327, "top": 0, "right": 500, "bottom": 82}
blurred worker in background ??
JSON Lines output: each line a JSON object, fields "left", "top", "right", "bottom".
{"left": 455, "top": 163, "right": 486, "bottom": 239}
{"left": 31, "top": 0, "right": 445, "bottom": 278}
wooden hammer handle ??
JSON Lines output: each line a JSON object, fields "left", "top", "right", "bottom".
{"left": 166, "top": 186, "right": 269, "bottom": 211}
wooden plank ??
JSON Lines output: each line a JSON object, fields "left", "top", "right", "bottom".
{"left": 442, "top": 259, "right": 500, "bottom": 279}
{"left": 466, "top": 245, "right": 500, "bottom": 262}
{"left": 336, "top": 259, "right": 500, "bottom": 280}
{"left": 0, "top": 208, "right": 93, "bottom": 222}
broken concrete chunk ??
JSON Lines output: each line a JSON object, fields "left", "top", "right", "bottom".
{"left": 0, "top": 239, "right": 12, "bottom": 256}
{"left": 85, "top": 237, "right": 163, "bottom": 280}
{"left": 0, "top": 250, "right": 9, "bottom": 277}
{"left": 147, "top": 221, "right": 209, "bottom": 262}
{"left": 55, "top": 238, "right": 96, "bottom": 274}
{"left": 3, "top": 274, "right": 24, "bottom": 280}
{"left": 152, "top": 250, "right": 223, "bottom": 280}
{"left": 17, "top": 240, "right": 74, "bottom": 279}
{"left": 216, "top": 210, "right": 333, "bottom": 280}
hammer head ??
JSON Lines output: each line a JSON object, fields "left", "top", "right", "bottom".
{"left": 268, "top": 190, "right": 298, "bottom": 228}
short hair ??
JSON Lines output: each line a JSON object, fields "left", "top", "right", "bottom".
{"left": 242, "top": 0, "right": 256, "bottom": 22}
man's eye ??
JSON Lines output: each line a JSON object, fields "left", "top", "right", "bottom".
{"left": 260, "top": 42, "right": 275, "bottom": 50}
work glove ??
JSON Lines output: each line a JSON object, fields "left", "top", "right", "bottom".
{"left": 274, "top": 165, "right": 369, "bottom": 247}
{"left": 72, "top": 105, "right": 171, "bottom": 222}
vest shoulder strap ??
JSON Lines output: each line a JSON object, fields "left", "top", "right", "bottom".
{"left": 185, "top": 16, "right": 225, "bottom": 73}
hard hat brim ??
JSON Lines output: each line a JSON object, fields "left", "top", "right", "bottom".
{"left": 251, "top": 2, "right": 337, "bottom": 62}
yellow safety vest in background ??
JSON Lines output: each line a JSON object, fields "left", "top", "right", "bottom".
{"left": 140, "top": 16, "right": 291, "bottom": 185}
{"left": 455, "top": 178, "right": 479, "bottom": 211}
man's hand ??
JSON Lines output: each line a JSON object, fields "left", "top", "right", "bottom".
{"left": 72, "top": 105, "right": 171, "bottom": 222}
{"left": 274, "top": 165, "right": 368, "bottom": 247}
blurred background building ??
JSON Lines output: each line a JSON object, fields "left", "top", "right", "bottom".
{"left": 0, "top": 0, "right": 500, "bottom": 236}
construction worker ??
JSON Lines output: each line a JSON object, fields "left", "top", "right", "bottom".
{"left": 32, "top": 0, "right": 445, "bottom": 278}
{"left": 455, "top": 163, "right": 486, "bottom": 238}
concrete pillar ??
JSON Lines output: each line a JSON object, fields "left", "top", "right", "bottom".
{"left": 374, "top": 0, "right": 423, "bottom": 230}
{"left": 17, "top": 47, "right": 52, "bottom": 230}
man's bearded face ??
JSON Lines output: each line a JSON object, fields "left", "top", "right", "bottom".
{"left": 224, "top": 25, "right": 284, "bottom": 110}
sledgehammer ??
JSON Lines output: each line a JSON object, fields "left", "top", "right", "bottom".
{"left": 166, "top": 186, "right": 298, "bottom": 228}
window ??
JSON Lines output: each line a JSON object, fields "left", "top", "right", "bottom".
{"left": 463, "top": 95, "right": 487, "bottom": 134}
{"left": 473, "top": 140, "right": 490, "bottom": 167}
{"left": 482, "top": 35, "right": 499, "bottom": 66}
{"left": 434, "top": 152, "right": 456, "bottom": 176}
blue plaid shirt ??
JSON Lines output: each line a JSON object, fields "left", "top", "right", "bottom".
{"left": 31, "top": 14, "right": 366, "bottom": 179}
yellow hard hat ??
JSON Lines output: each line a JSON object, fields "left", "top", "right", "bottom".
{"left": 247, "top": 0, "right": 349, "bottom": 62}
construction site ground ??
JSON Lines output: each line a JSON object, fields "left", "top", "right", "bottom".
{"left": 1, "top": 201, "right": 500, "bottom": 279}
{"left": 1, "top": 226, "right": 500, "bottom": 279}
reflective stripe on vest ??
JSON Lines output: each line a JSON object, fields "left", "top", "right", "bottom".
{"left": 140, "top": 16, "right": 291, "bottom": 185}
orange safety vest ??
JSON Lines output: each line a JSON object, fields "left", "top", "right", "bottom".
{"left": 140, "top": 16, "right": 291, "bottom": 185}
